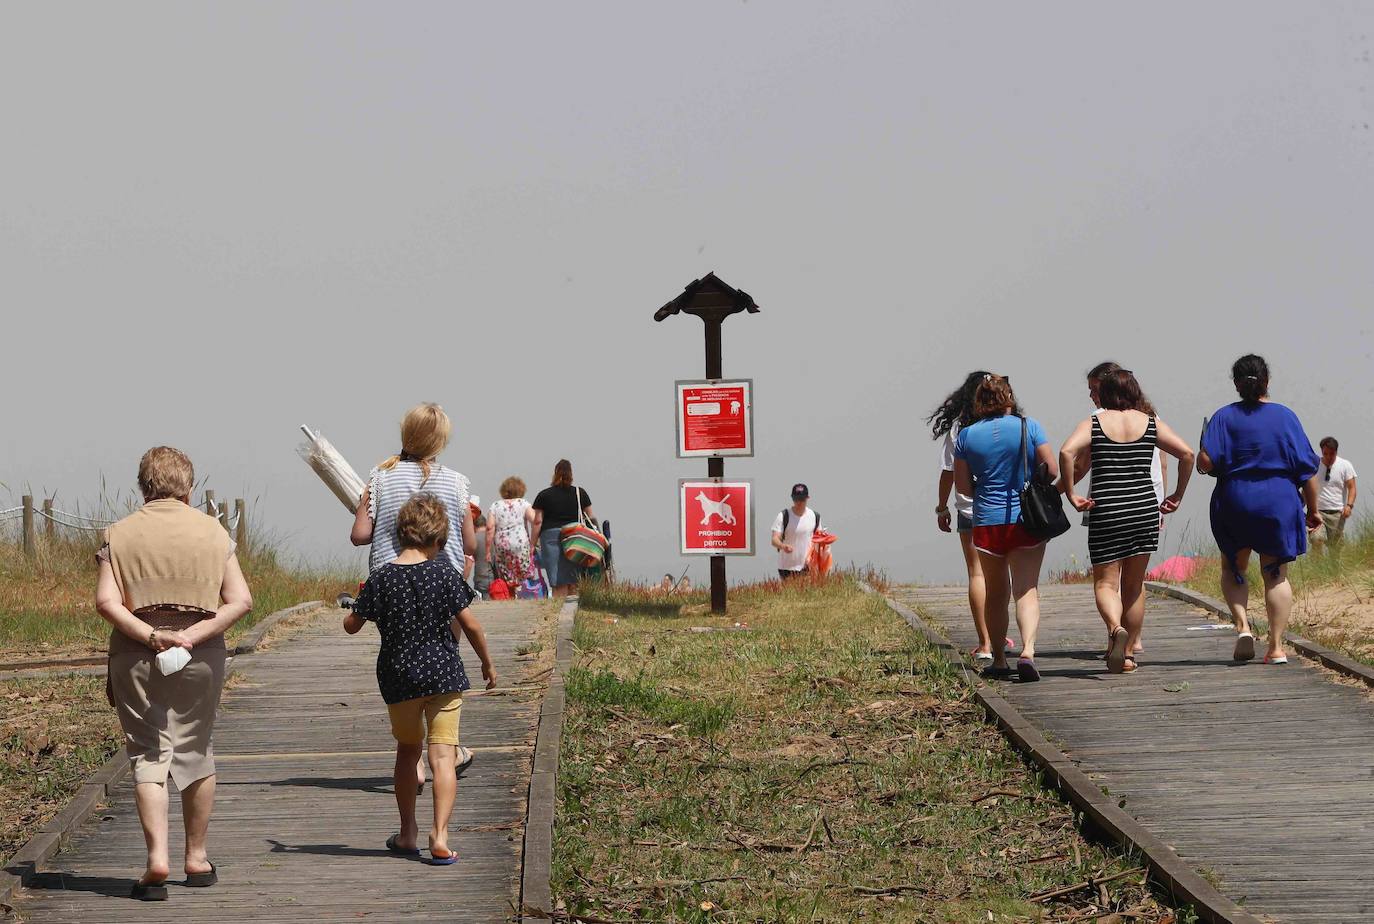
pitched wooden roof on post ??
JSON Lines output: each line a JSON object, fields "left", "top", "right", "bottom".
{"left": 653, "top": 271, "right": 761, "bottom": 324}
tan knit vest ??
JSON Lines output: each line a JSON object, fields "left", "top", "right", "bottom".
{"left": 106, "top": 499, "right": 230, "bottom": 613}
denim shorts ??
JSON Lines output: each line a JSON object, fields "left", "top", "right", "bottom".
{"left": 540, "top": 528, "right": 582, "bottom": 587}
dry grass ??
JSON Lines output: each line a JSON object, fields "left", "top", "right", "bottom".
{"left": 0, "top": 526, "right": 357, "bottom": 663}
{"left": 555, "top": 577, "right": 1186, "bottom": 922}
{"left": 0, "top": 673, "right": 121, "bottom": 861}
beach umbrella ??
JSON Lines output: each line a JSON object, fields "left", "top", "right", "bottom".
{"left": 297, "top": 425, "right": 367, "bottom": 514}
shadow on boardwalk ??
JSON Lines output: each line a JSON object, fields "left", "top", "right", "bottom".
{"left": 11, "top": 600, "right": 551, "bottom": 924}
{"left": 899, "top": 584, "right": 1374, "bottom": 924}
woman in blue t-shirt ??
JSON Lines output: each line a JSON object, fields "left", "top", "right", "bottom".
{"left": 953, "top": 374, "right": 1058, "bottom": 682}
{"left": 1198, "top": 354, "right": 1321, "bottom": 665}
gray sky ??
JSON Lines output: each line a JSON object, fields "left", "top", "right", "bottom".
{"left": 4, "top": 2, "right": 1373, "bottom": 584}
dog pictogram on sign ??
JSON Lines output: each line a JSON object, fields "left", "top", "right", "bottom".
{"left": 680, "top": 479, "right": 753, "bottom": 555}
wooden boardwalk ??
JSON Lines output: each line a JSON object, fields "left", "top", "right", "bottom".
{"left": 897, "top": 584, "right": 1374, "bottom": 923}
{"left": 11, "top": 599, "right": 550, "bottom": 924}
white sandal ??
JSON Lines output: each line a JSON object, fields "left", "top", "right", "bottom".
{"left": 1233, "top": 632, "right": 1256, "bottom": 662}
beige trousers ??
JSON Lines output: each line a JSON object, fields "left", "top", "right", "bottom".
{"left": 108, "top": 609, "right": 226, "bottom": 789}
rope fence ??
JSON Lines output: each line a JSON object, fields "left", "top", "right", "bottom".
{"left": 3, "top": 493, "right": 250, "bottom": 554}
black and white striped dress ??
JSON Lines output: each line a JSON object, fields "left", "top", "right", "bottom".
{"left": 1088, "top": 415, "right": 1160, "bottom": 565}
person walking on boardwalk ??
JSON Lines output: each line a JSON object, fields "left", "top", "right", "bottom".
{"left": 351, "top": 403, "right": 478, "bottom": 783}
{"left": 928, "top": 370, "right": 1005, "bottom": 663}
{"left": 1058, "top": 370, "right": 1195, "bottom": 673}
{"left": 1198, "top": 354, "right": 1321, "bottom": 664}
{"left": 1081, "top": 362, "right": 1170, "bottom": 531}
{"left": 486, "top": 476, "right": 535, "bottom": 587}
{"left": 1314, "top": 437, "right": 1357, "bottom": 546}
{"left": 95, "top": 447, "right": 254, "bottom": 901}
{"left": 953, "top": 374, "right": 1057, "bottom": 682}
{"left": 531, "top": 459, "right": 596, "bottom": 597}
{"left": 343, "top": 494, "right": 496, "bottom": 866}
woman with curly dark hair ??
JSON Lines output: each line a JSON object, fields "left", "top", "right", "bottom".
{"left": 929, "top": 370, "right": 1012, "bottom": 663}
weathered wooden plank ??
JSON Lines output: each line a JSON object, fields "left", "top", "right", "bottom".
{"left": 899, "top": 583, "right": 1374, "bottom": 922}
{"left": 11, "top": 599, "right": 551, "bottom": 922}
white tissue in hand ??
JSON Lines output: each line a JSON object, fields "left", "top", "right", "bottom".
{"left": 155, "top": 647, "right": 191, "bottom": 676}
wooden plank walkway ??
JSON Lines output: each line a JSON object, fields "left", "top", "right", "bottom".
{"left": 897, "top": 584, "right": 1374, "bottom": 923}
{"left": 10, "top": 599, "right": 550, "bottom": 924}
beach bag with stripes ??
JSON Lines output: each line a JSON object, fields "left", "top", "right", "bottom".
{"left": 559, "top": 486, "right": 607, "bottom": 567}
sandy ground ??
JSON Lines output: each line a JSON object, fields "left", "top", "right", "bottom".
{"left": 1293, "top": 579, "right": 1374, "bottom": 661}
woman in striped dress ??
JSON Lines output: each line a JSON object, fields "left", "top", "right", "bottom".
{"left": 1059, "top": 371, "right": 1195, "bottom": 673}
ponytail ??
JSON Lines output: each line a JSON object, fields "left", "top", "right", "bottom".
{"left": 1231, "top": 354, "right": 1270, "bottom": 404}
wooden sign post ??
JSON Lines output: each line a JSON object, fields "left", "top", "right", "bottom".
{"left": 655, "top": 272, "right": 759, "bottom": 614}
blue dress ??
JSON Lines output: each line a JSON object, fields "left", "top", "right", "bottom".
{"left": 1200, "top": 402, "right": 1318, "bottom": 580}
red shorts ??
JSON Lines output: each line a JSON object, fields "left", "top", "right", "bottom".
{"left": 972, "top": 523, "right": 1044, "bottom": 557}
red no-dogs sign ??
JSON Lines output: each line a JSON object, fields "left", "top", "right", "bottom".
{"left": 679, "top": 479, "right": 754, "bottom": 555}
{"left": 675, "top": 380, "right": 753, "bottom": 458}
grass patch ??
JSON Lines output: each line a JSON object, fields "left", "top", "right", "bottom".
{"left": 554, "top": 576, "right": 1178, "bottom": 921}
{"left": 0, "top": 526, "right": 357, "bottom": 661}
{"left": 0, "top": 674, "right": 122, "bottom": 861}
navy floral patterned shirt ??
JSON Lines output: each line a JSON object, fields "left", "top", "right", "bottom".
{"left": 353, "top": 559, "right": 476, "bottom": 705}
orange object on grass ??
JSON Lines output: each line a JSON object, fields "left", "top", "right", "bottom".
{"left": 806, "top": 530, "right": 837, "bottom": 576}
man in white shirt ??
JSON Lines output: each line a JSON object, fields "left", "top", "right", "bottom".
{"left": 771, "top": 483, "right": 818, "bottom": 580}
{"left": 1316, "top": 437, "right": 1358, "bottom": 544}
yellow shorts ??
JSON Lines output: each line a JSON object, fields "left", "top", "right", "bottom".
{"left": 386, "top": 692, "right": 463, "bottom": 746}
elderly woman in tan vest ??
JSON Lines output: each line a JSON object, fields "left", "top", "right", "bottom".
{"left": 95, "top": 446, "right": 253, "bottom": 901}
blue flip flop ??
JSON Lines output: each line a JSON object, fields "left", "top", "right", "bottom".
{"left": 386, "top": 834, "right": 420, "bottom": 857}
{"left": 427, "top": 848, "right": 458, "bottom": 866}
{"left": 1017, "top": 657, "right": 1041, "bottom": 683}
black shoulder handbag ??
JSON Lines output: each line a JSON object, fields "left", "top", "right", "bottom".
{"left": 1016, "top": 416, "right": 1071, "bottom": 540}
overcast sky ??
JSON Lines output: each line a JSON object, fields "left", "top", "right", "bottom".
{"left": 3, "top": 2, "right": 1372, "bottom": 585}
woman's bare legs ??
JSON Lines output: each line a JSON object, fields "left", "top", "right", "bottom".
{"left": 1119, "top": 554, "right": 1151, "bottom": 655}
{"left": 1220, "top": 548, "right": 1253, "bottom": 636}
{"left": 1092, "top": 560, "right": 1124, "bottom": 636}
{"left": 977, "top": 550, "right": 1011, "bottom": 668}
{"left": 180, "top": 775, "right": 216, "bottom": 876}
{"left": 1007, "top": 544, "right": 1047, "bottom": 660}
{"left": 133, "top": 782, "right": 170, "bottom": 885}
{"left": 1258, "top": 554, "right": 1291, "bottom": 659}
{"left": 960, "top": 531, "right": 991, "bottom": 653}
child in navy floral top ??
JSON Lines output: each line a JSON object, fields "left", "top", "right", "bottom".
{"left": 344, "top": 494, "right": 496, "bottom": 865}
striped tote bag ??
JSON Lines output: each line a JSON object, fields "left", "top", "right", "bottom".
{"left": 559, "top": 486, "right": 608, "bottom": 567}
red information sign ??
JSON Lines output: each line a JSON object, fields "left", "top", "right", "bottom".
{"left": 679, "top": 479, "right": 754, "bottom": 555}
{"left": 676, "top": 379, "right": 753, "bottom": 458}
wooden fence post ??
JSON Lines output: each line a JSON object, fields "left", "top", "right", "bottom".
{"left": 42, "top": 498, "right": 54, "bottom": 541}
{"left": 234, "top": 499, "right": 247, "bottom": 552}
{"left": 205, "top": 490, "right": 216, "bottom": 518}
{"left": 21, "top": 495, "right": 35, "bottom": 556}
{"left": 218, "top": 496, "right": 230, "bottom": 532}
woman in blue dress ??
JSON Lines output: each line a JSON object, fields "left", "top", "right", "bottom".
{"left": 1198, "top": 355, "right": 1321, "bottom": 664}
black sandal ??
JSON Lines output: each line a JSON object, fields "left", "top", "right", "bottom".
{"left": 130, "top": 881, "right": 168, "bottom": 901}
{"left": 185, "top": 863, "right": 217, "bottom": 888}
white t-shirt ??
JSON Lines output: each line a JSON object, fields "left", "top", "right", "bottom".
{"left": 1318, "top": 456, "right": 1357, "bottom": 512}
{"left": 772, "top": 507, "right": 816, "bottom": 572}
{"left": 940, "top": 432, "right": 974, "bottom": 518}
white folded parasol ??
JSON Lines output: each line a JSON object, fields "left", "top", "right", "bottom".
{"left": 297, "top": 425, "right": 367, "bottom": 514}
